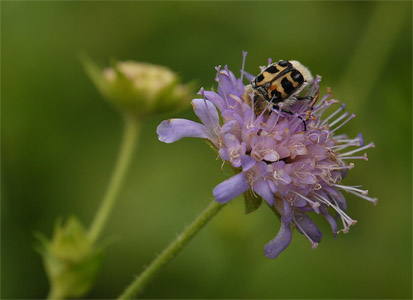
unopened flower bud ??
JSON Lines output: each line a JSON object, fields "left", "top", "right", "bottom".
{"left": 83, "top": 56, "right": 193, "bottom": 119}
{"left": 36, "top": 217, "right": 103, "bottom": 299}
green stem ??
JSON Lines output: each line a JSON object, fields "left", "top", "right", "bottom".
{"left": 88, "top": 116, "right": 140, "bottom": 244}
{"left": 118, "top": 200, "right": 225, "bottom": 299}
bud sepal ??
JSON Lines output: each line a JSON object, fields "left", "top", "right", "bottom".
{"left": 36, "top": 217, "right": 104, "bottom": 299}
{"left": 82, "top": 55, "right": 194, "bottom": 119}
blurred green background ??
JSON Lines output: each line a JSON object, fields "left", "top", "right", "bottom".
{"left": 2, "top": 1, "right": 412, "bottom": 299}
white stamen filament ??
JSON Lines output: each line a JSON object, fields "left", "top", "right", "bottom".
{"left": 262, "top": 148, "right": 279, "bottom": 159}
{"left": 340, "top": 142, "right": 375, "bottom": 157}
{"left": 315, "top": 100, "right": 339, "bottom": 127}
{"left": 314, "top": 94, "right": 330, "bottom": 109}
{"left": 317, "top": 163, "right": 354, "bottom": 171}
{"left": 293, "top": 216, "right": 319, "bottom": 249}
{"left": 229, "top": 145, "right": 241, "bottom": 159}
{"left": 321, "top": 103, "right": 345, "bottom": 126}
{"left": 291, "top": 191, "right": 320, "bottom": 212}
{"left": 332, "top": 198, "right": 357, "bottom": 234}
{"left": 334, "top": 184, "right": 368, "bottom": 195}
{"left": 331, "top": 113, "right": 355, "bottom": 133}
{"left": 272, "top": 170, "right": 289, "bottom": 184}
{"left": 240, "top": 51, "right": 247, "bottom": 83}
{"left": 311, "top": 95, "right": 330, "bottom": 115}
{"left": 245, "top": 170, "right": 260, "bottom": 186}
{"left": 312, "top": 193, "right": 356, "bottom": 230}
{"left": 333, "top": 137, "right": 362, "bottom": 148}
{"left": 335, "top": 163, "right": 354, "bottom": 170}
{"left": 322, "top": 129, "right": 331, "bottom": 140}
{"left": 330, "top": 141, "right": 361, "bottom": 151}
{"left": 312, "top": 193, "right": 331, "bottom": 206}
{"left": 334, "top": 134, "right": 349, "bottom": 140}
{"left": 306, "top": 132, "right": 321, "bottom": 144}
{"left": 346, "top": 189, "right": 378, "bottom": 205}
{"left": 332, "top": 198, "right": 357, "bottom": 229}
{"left": 329, "top": 111, "right": 349, "bottom": 128}
{"left": 340, "top": 153, "right": 368, "bottom": 160}
{"left": 294, "top": 169, "right": 317, "bottom": 183}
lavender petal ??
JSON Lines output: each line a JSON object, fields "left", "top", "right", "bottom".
{"left": 253, "top": 179, "right": 274, "bottom": 206}
{"left": 204, "top": 90, "right": 226, "bottom": 112}
{"left": 264, "top": 221, "right": 292, "bottom": 259}
{"left": 221, "top": 120, "right": 237, "bottom": 134}
{"left": 213, "top": 173, "right": 249, "bottom": 204}
{"left": 157, "top": 119, "right": 207, "bottom": 143}
{"left": 223, "top": 133, "right": 241, "bottom": 149}
{"left": 192, "top": 98, "right": 219, "bottom": 130}
{"left": 241, "top": 155, "right": 256, "bottom": 171}
{"left": 295, "top": 214, "right": 322, "bottom": 243}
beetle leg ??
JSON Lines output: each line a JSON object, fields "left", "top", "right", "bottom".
{"left": 274, "top": 105, "right": 307, "bottom": 131}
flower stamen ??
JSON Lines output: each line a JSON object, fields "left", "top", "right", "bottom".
{"left": 340, "top": 142, "right": 375, "bottom": 157}
{"left": 293, "top": 216, "right": 319, "bottom": 249}
{"left": 340, "top": 153, "right": 368, "bottom": 161}
{"left": 291, "top": 191, "right": 320, "bottom": 213}
{"left": 331, "top": 113, "right": 356, "bottom": 133}
{"left": 334, "top": 184, "right": 368, "bottom": 195}
{"left": 321, "top": 103, "right": 346, "bottom": 126}
{"left": 329, "top": 111, "right": 349, "bottom": 128}
{"left": 240, "top": 51, "right": 248, "bottom": 83}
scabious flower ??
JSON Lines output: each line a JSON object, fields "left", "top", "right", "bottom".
{"left": 157, "top": 52, "right": 376, "bottom": 259}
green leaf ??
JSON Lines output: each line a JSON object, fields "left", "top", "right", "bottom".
{"left": 243, "top": 190, "right": 263, "bottom": 214}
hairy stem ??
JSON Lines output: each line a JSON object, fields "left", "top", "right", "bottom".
{"left": 117, "top": 200, "right": 225, "bottom": 299}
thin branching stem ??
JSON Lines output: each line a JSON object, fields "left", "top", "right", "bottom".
{"left": 88, "top": 116, "right": 140, "bottom": 244}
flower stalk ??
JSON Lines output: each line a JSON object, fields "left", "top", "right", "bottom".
{"left": 88, "top": 116, "right": 140, "bottom": 244}
{"left": 118, "top": 200, "right": 225, "bottom": 299}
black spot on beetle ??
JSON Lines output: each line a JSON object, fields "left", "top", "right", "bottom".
{"left": 265, "top": 65, "right": 279, "bottom": 74}
{"left": 256, "top": 74, "right": 264, "bottom": 83}
{"left": 278, "top": 60, "right": 291, "bottom": 67}
{"left": 291, "top": 70, "right": 304, "bottom": 83}
{"left": 281, "top": 77, "right": 294, "bottom": 94}
{"left": 269, "top": 90, "right": 283, "bottom": 103}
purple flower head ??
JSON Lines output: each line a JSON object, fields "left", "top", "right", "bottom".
{"left": 157, "top": 53, "right": 376, "bottom": 259}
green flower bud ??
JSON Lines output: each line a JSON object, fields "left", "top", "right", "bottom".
{"left": 82, "top": 56, "right": 194, "bottom": 119}
{"left": 36, "top": 217, "right": 103, "bottom": 299}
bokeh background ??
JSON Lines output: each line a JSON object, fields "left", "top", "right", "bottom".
{"left": 2, "top": 1, "right": 412, "bottom": 299}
